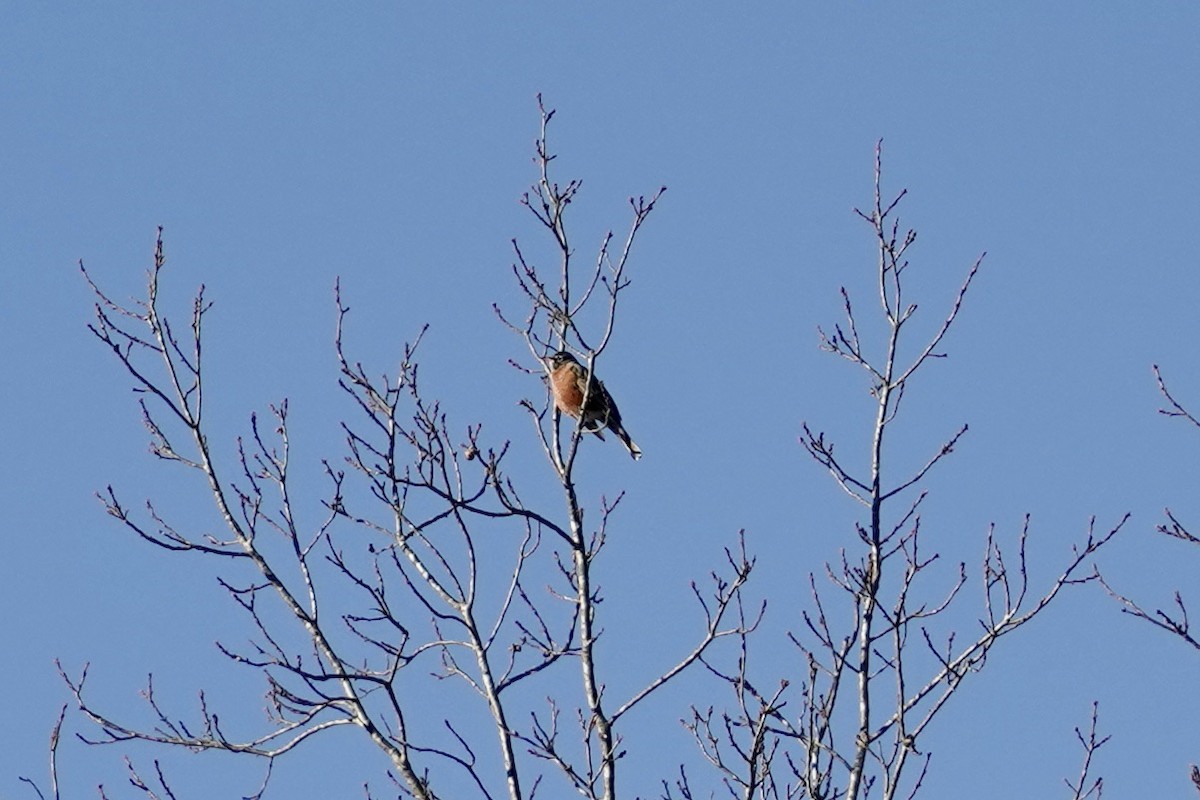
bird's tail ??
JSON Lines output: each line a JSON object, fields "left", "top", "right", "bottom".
{"left": 610, "top": 422, "right": 642, "bottom": 461}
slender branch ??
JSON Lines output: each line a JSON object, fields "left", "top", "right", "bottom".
{"left": 1064, "top": 702, "right": 1108, "bottom": 800}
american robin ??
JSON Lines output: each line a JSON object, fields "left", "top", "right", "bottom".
{"left": 547, "top": 350, "right": 642, "bottom": 460}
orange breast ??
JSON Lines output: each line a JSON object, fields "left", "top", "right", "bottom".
{"left": 552, "top": 366, "right": 585, "bottom": 416}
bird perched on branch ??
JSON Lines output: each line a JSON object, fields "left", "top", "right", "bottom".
{"left": 547, "top": 350, "right": 642, "bottom": 460}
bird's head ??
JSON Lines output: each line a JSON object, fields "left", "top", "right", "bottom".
{"left": 547, "top": 350, "right": 581, "bottom": 369}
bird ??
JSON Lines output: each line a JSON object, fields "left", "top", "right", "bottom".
{"left": 546, "top": 350, "right": 642, "bottom": 460}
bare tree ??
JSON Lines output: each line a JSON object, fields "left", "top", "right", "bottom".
{"left": 48, "top": 99, "right": 753, "bottom": 800}
{"left": 668, "top": 143, "right": 1127, "bottom": 800}
{"left": 30, "top": 109, "right": 1126, "bottom": 800}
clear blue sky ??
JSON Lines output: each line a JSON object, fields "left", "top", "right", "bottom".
{"left": 3, "top": 3, "right": 1200, "bottom": 797}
